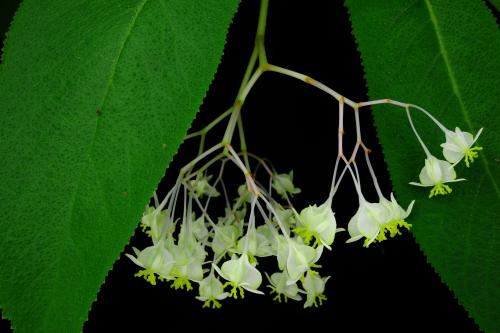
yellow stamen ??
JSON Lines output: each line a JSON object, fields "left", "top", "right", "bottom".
{"left": 464, "top": 146, "right": 482, "bottom": 167}
{"left": 170, "top": 276, "right": 193, "bottom": 291}
{"left": 363, "top": 220, "right": 412, "bottom": 247}
{"left": 312, "top": 294, "right": 327, "bottom": 307}
{"left": 429, "top": 183, "right": 452, "bottom": 198}
{"left": 134, "top": 269, "right": 157, "bottom": 285}
{"left": 203, "top": 298, "right": 222, "bottom": 309}
{"left": 223, "top": 282, "right": 245, "bottom": 299}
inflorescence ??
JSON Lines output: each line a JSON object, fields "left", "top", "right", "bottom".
{"left": 126, "top": 0, "right": 483, "bottom": 309}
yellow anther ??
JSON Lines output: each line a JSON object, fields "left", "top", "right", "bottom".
{"left": 223, "top": 282, "right": 245, "bottom": 299}
{"left": 203, "top": 298, "right": 222, "bottom": 309}
{"left": 429, "top": 183, "right": 452, "bottom": 198}
{"left": 170, "top": 277, "right": 193, "bottom": 291}
{"left": 134, "top": 269, "right": 157, "bottom": 286}
{"left": 464, "top": 146, "right": 482, "bottom": 167}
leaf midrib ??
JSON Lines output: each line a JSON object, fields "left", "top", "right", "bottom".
{"left": 423, "top": 0, "right": 500, "bottom": 200}
{"left": 43, "top": 0, "right": 150, "bottom": 329}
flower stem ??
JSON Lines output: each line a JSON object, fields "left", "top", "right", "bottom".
{"left": 405, "top": 106, "right": 432, "bottom": 157}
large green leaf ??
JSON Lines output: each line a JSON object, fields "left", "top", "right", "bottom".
{"left": 0, "top": 0, "right": 238, "bottom": 332}
{"left": 345, "top": 0, "right": 500, "bottom": 332}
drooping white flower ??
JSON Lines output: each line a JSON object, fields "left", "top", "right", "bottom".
{"left": 190, "top": 174, "right": 220, "bottom": 198}
{"left": 167, "top": 225, "right": 206, "bottom": 290}
{"left": 211, "top": 224, "right": 241, "bottom": 256}
{"left": 266, "top": 271, "right": 303, "bottom": 303}
{"left": 272, "top": 170, "right": 301, "bottom": 199}
{"left": 409, "top": 155, "right": 465, "bottom": 198}
{"left": 277, "top": 237, "right": 322, "bottom": 285}
{"left": 441, "top": 127, "right": 483, "bottom": 167}
{"left": 126, "top": 239, "right": 175, "bottom": 285}
{"left": 140, "top": 206, "right": 175, "bottom": 242}
{"left": 196, "top": 272, "right": 228, "bottom": 309}
{"left": 236, "top": 226, "right": 274, "bottom": 259}
{"left": 213, "top": 253, "right": 264, "bottom": 299}
{"left": 192, "top": 215, "right": 209, "bottom": 241}
{"left": 347, "top": 200, "right": 390, "bottom": 247}
{"left": 302, "top": 270, "right": 329, "bottom": 308}
{"left": 377, "top": 194, "right": 414, "bottom": 243}
{"left": 295, "top": 201, "right": 341, "bottom": 249}
{"left": 168, "top": 243, "right": 205, "bottom": 291}
{"left": 347, "top": 194, "right": 414, "bottom": 247}
{"left": 237, "top": 183, "right": 253, "bottom": 204}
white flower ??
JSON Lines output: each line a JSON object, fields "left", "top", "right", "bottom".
{"left": 236, "top": 227, "right": 274, "bottom": 259}
{"left": 441, "top": 127, "right": 483, "bottom": 167}
{"left": 296, "top": 202, "right": 341, "bottom": 249}
{"left": 213, "top": 253, "right": 264, "bottom": 298}
{"left": 237, "top": 183, "right": 253, "bottom": 203}
{"left": 378, "top": 194, "right": 414, "bottom": 242}
{"left": 302, "top": 270, "right": 329, "bottom": 308}
{"left": 196, "top": 272, "right": 228, "bottom": 309}
{"left": 211, "top": 224, "right": 241, "bottom": 256}
{"left": 126, "top": 239, "right": 175, "bottom": 285}
{"left": 140, "top": 206, "right": 174, "bottom": 242}
{"left": 190, "top": 174, "right": 220, "bottom": 198}
{"left": 192, "top": 216, "right": 209, "bottom": 241}
{"left": 168, "top": 227, "right": 206, "bottom": 290}
{"left": 347, "top": 195, "right": 414, "bottom": 247}
{"left": 272, "top": 170, "right": 301, "bottom": 199}
{"left": 409, "top": 155, "right": 465, "bottom": 198}
{"left": 168, "top": 244, "right": 205, "bottom": 290}
{"left": 277, "top": 237, "right": 322, "bottom": 285}
{"left": 346, "top": 200, "right": 390, "bottom": 247}
{"left": 271, "top": 206, "right": 297, "bottom": 236}
{"left": 266, "top": 272, "right": 303, "bottom": 302}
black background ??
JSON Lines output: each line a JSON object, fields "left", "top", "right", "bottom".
{"left": 1, "top": 1, "right": 491, "bottom": 332}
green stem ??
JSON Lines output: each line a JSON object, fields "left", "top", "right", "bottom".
{"left": 256, "top": 0, "right": 269, "bottom": 65}
{"left": 257, "top": 0, "right": 269, "bottom": 37}
{"left": 184, "top": 152, "right": 226, "bottom": 181}
{"left": 180, "top": 142, "right": 223, "bottom": 176}
{"left": 184, "top": 108, "right": 233, "bottom": 141}
{"left": 237, "top": 114, "right": 250, "bottom": 169}
{"left": 405, "top": 106, "right": 432, "bottom": 157}
{"left": 222, "top": 0, "right": 270, "bottom": 146}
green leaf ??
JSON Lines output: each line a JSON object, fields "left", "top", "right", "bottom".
{"left": 345, "top": 0, "right": 500, "bottom": 331}
{"left": 0, "top": 0, "right": 238, "bottom": 332}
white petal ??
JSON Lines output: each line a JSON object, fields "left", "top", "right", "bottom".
{"left": 405, "top": 200, "right": 415, "bottom": 217}
{"left": 442, "top": 148, "right": 463, "bottom": 164}
{"left": 418, "top": 164, "right": 434, "bottom": 186}
{"left": 286, "top": 242, "right": 315, "bottom": 283}
{"left": 409, "top": 181, "right": 432, "bottom": 187}
{"left": 212, "top": 263, "right": 229, "bottom": 282}
{"left": 473, "top": 128, "right": 484, "bottom": 143}
{"left": 125, "top": 253, "right": 145, "bottom": 269}
{"left": 446, "top": 178, "right": 467, "bottom": 183}
{"left": 240, "top": 254, "right": 262, "bottom": 290}
{"left": 345, "top": 235, "right": 363, "bottom": 243}
{"left": 347, "top": 211, "right": 361, "bottom": 238}
{"left": 241, "top": 285, "right": 265, "bottom": 295}
{"left": 356, "top": 215, "right": 379, "bottom": 239}
{"left": 438, "top": 159, "right": 456, "bottom": 182}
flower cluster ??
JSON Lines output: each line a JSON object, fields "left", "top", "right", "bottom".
{"left": 126, "top": 100, "right": 483, "bottom": 309}
{"left": 125, "top": 0, "right": 483, "bottom": 309}
{"left": 128, "top": 161, "right": 336, "bottom": 308}
{"left": 406, "top": 106, "right": 483, "bottom": 198}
